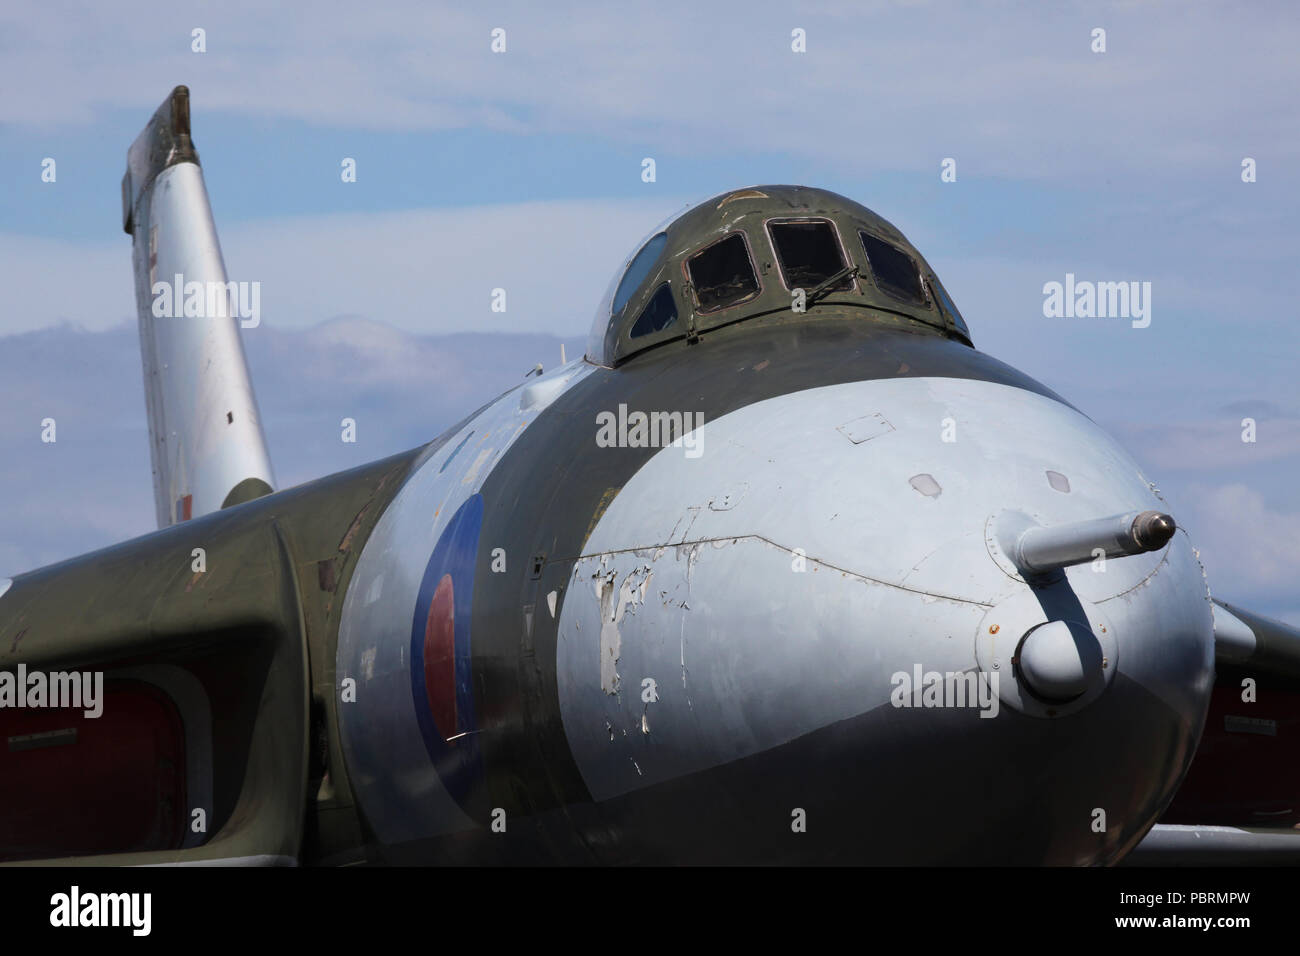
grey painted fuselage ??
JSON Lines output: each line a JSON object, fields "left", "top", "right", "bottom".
{"left": 334, "top": 314, "right": 1214, "bottom": 865}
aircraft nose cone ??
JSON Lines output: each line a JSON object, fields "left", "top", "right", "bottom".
{"left": 1016, "top": 620, "right": 1101, "bottom": 701}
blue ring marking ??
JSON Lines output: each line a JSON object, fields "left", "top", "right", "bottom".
{"left": 410, "top": 493, "right": 484, "bottom": 802}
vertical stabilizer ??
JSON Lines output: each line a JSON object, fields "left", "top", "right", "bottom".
{"left": 122, "top": 86, "right": 275, "bottom": 528}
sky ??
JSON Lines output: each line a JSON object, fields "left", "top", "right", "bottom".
{"left": 1, "top": 0, "right": 1297, "bottom": 623}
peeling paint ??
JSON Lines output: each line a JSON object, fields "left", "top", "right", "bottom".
{"left": 461, "top": 448, "right": 494, "bottom": 486}
{"left": 680, "top": 622, "right": 690, "bottom": 698}
{"left": 317, "top": 558, "right": 338, "bottom": 592}
{"left": 579, "top": 532, "right": 990, "bottom": 609}
{"left": 337, "top": 503, "right": 371, "bottom": 553}
{"left": 582, "top": 486, "right": 620, "bottom": 549}
{"left": 597, "top": 565, "right": 653, "bottom": 695}
{"left": 1106, "top": 548, "right": 1171, "bottom": 601}
{"left": 669, "top": 507, "right": 702, "bottom": 545}
{"left": 708, "top": 482, "right": 747, "bottom": 511}
{"left": 717, "top": 189, "right": 768, "bottom": 207}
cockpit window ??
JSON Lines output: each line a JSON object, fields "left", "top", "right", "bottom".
{"left": 612, "top": 233, "right": 668, "bottom": 316}
{"left": 629, "top": 283, "right": 678, "bottom": 338}
{"left": 860, "top": 232, "right": 926, "bottom": 305}
{"left": 768, "top": 219, "right": 852, "bottom": 291}
{"left": 930, "top": 276, "right": 970, "bottom": 338}
{"left": 686, "top": 232, "right": 759, "bottom": 313}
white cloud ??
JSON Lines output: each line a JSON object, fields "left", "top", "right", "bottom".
{"left": 0, "top": 322, "right": 586, "bottom": 577}
{"left": 3, "top": 1, "right": 1298, "bottom": 178}
{"left": 1177, "top": 482, "right": 1300, "bottom": 611}
{"left": 3, "top": 317, "right": 1295, "bottom": 632}
{"left": 0, "top": 197, "right": 684, "bottom": 336}
{"left": 1107, "top": 417, "right": 1300, "bottom": 473}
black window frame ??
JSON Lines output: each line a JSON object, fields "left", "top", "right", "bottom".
{"left": 927, "top": 274, "right": 971, "bottom": 341}
{"left": 683, "top": 230, "right": 762, "bottom": 315}
{"left": 859, "top": 231, "right": 929, "bottom": 307}
{"left": 628, "top": 282, "right": 679, "bottom": 339}
{"left": 764, "top": 217, "right": 856, "bottom": 294}
{"left": 611, "top": 232, "right": 669, "bottom": 318}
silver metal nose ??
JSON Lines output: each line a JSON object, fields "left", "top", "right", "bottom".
{"left": 1016, "top": 620, "right": 1101, "bottom": 701}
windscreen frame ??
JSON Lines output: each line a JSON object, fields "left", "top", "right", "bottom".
{"left": 764, "top": 216, "right": 857, "bottom": 294}
{"left": 682, "top": 230, "right": 763, "bottom": 315}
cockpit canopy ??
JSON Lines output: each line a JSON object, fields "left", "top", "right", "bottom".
{"left": 586, "top": 185, "right": 971, "bottom": 367}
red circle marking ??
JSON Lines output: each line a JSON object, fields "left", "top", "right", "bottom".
{"left": 423, "top": 574, "right": 457, "bottom": 741}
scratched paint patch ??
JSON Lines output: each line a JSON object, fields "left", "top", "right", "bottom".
{"left": 593, "top": 563, "right": 653, "bottom": 695}
{"left": 409, "top": 493, "right": 484, "bottom": 801}
{"left": 461, "top": 448, "right": 494, "bottom": 485}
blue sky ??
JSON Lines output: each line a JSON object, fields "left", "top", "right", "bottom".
{"left": 1, "top": 0, "right": 1298, "bottom": 622}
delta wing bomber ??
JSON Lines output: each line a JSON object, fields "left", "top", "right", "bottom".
{"left": 3, "top": 87, "right": 1299, "bottom": 866}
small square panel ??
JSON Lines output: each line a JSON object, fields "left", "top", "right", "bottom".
{"left": 837, "top": 413, "right": 895, "bottom": 444}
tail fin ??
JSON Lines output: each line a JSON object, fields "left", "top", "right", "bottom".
{"left": 122, "top": 86, "right": 275, "bottom": 528}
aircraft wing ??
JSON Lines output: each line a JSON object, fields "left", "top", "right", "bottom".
{"left": 0, "top": 86, "right": 416, "bottom": 864}
{"left": 4, "top": 84, "right": 1298, "bottom": 869}
{"left": 1211, "top": 599, "right": 1300, "bottom": 679}
{"left": 1129, "top": 825, "right": 1300, "bottom": 865}
{"left": 1127, "top": 600, "right": 1300, "bottom": 864}
{"left": 0, "top": 447, "right": 414, "bottom": 865}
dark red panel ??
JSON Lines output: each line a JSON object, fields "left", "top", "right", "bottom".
{"left": 423, "top": 573, "right": 457, "bottom": 740}
{"left": 1162, "top": 675, "right": 1300, "bottom": 828}
{"left": 0, "top": 679, "right": 187, "bottom": 860}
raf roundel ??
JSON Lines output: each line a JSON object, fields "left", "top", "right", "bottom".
{"left": 409, "top": 494, "right": 484, "bottom": 801}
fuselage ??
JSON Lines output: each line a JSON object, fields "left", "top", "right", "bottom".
{"left": 0, "top": 182, "right": 1220, "bottom": 866}
{"left": 329, "top": 313, "right": 1215, "bottom": 865}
